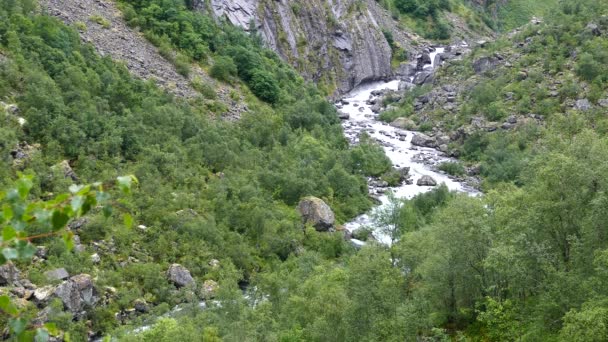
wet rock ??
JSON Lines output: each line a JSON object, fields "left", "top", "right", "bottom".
{"left": 472, "top": 56, "right": 500, "bottom": 74}
{"left": 411, "top": 133, "right": 437, "bottom": 148}
{"left": 54, "top": 274, "right": 98, "bottom": 314}
{"left": 297, "top": 196, "right": 335, "bottom": 231}
{"left": 0, "top": 263, "right": 21, "bottom": 286}
{"left": 45, "top": 268, "right": 69, "bottom": 281}
{"left": 337, "top": 111, "right": 350, "bottom": 120}
{"left": 417, "top": 175, "right": 437, "bottom": 187}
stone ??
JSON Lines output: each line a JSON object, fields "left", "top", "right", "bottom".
{"left": 201, "top": 280, "right": 219, "bottom": 298}
{"left": 36, "top": 246, "right": 49, "bottom": 259}
{"left": 395, "top": 62, "right": 417, "bottom": 78}
{"left": 599, "top": 99, "right": 608, "bottom": 108}
{"left": 209, "top": 259, "right": 220, "bottom": 269}
{"left": 52, "top": 160, "right": 79, "bottom": 181}
{"left": 45, "top": 268, "right": 69, "bottom": 281}
{"left": 91, "top": 253, "right": 101, "bottom": 264}
{"left": 417, "top": 175, "right": 437, "bottom": 187}
{"left": 297, "top": 196, "right": 335, "bottom": 231}
{"left": 0, "top": 263, "right": 21, "bottom": 286}
{"left": 34, "top": 286, "right": 57, "bottom": 305}
{"left": 390, "top": 117, "right": 416, "bottom": 130}
{"left": 413, "top": 71, "right": 433, "bottom": 85}
{"left": 338, "top": 111, "right": 350, "bottom": 120}
{"left": 134, "top": 299, "right": 149, "bottom": 313}
{"left": 166, "top": 263, "right": 195, "bottom": 287}
{"left": 411, "top": 133, "right": 437, "bottom": 148}
{"left": 472, "top": 56, "right": 500, "bottom": 74}
{"left": 586, "top": 23, "right": 601, "bottom": 36}
{"left": 576, "top": 99, "right": 592, "bottom": 112}
{"left": 54, "top": 274, "right": 98, "bottom": 314}
{"left": 11, "top": 142, "right": 40, "bottom": 169}
{"left": 398, "top": 81, "right": 415, "bottom": 92}
{"left": 4, "top": 104, "right": 20, "bottom": 115}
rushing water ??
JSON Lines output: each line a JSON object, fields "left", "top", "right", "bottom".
{"left": 339, "top": 47, "right": 478, "bottom": 245}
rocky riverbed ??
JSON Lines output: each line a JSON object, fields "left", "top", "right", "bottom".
{"left": 337, "top": 47, "right": 480, "bottom": 245}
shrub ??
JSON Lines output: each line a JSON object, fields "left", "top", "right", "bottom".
{"left": 438, "top": 162, "right": 466, "bottom": 176}
{"left": 249, "top": 69, "right": 280, "bottom": 104}
{"left": 89, "top": 15, "right": 110, "bottom": 29}
{"left": 174, "top": 54, "right": 191, "bottom": 77}
{"left": 210, "top": 56, "right": 237, "bottom": 82}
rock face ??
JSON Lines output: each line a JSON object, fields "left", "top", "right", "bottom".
{"left": 40, "top": 0, "right": 247, "bottom": 119}
{"left": 166, "top": 264, "right": 195, "bottom": 287}
{"left": 202, "top": 0, "right": 419, "bottom": 94}
{"left": 0, "top": 263, "right": 21, "bottom": 286}
{"left": 54, "top": 274, "right": 98, "bottom": 314}
{"left": 297, "top": 196, "right": 335, "bottom": 231}
{"left": 417, "top": 175, "right": 438, "bottom": 187}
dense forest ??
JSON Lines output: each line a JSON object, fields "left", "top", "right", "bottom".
{"left": 1, "top": 0, "right": 608, "bottom": 341}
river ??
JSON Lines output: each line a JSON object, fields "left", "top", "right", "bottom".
{"left": 339, "top": 47, "right": 478, "bottom": 245}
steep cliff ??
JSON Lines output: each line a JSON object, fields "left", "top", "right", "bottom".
{"left": 202, "top": 0, "right": 421, "bottom": 94}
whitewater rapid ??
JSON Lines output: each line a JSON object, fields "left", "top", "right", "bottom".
{"left": 339, "top": 48, "right": 478, "bottom": 244}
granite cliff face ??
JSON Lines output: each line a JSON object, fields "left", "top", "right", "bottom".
{"left": 201, "top": 0, "right": 421, "bottom": 94}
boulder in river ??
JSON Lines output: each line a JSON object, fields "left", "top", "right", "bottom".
{"left": 167, "top": 263, "right": 195, "bottom": 287}
{"left": 417, "top": 175, "right": 438, "bottom": 187}
{"left": 411, "top": 133, "right": 437, "bottom": 148}
{"left": 297, "top": 196, "right": 335, "bottom": 231}
{"left": 390, "top": 117, "right": 417, "bottom": 130}
{"left": 338, "top": 111, "right": 350, "bottom": 120}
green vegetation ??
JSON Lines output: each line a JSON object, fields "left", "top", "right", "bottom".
{"left": 437, "top": 161, "right": 465, "bottom": 176}
{"left": 0, "top": 0, "right": 392, "bottom": 339}
{"left": 2, "top": 0, "right": 608, "bottom": 341}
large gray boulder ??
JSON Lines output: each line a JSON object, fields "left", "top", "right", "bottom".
{"left": 297, "top": 196, "right": 335, "bottom": 231}
{"left": 54, "top": 274, "right": 98, "bottom": 314}
{"left": 390, "top": 117, "right": 417, "bottom": 130}
{"left": 575, "top": 99, "right": 592, "bottom": 112}
{"left": 417, "top": 176, "right": 437, "bottom": 187}
{"left": 411, "top": 133, "right": 437, "bottom": 148}
{"left": 166, "top": 264, "right": 195, "bottom": 287}
{"left": 472, "top": 56, "right": 500, "bottom": 74}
